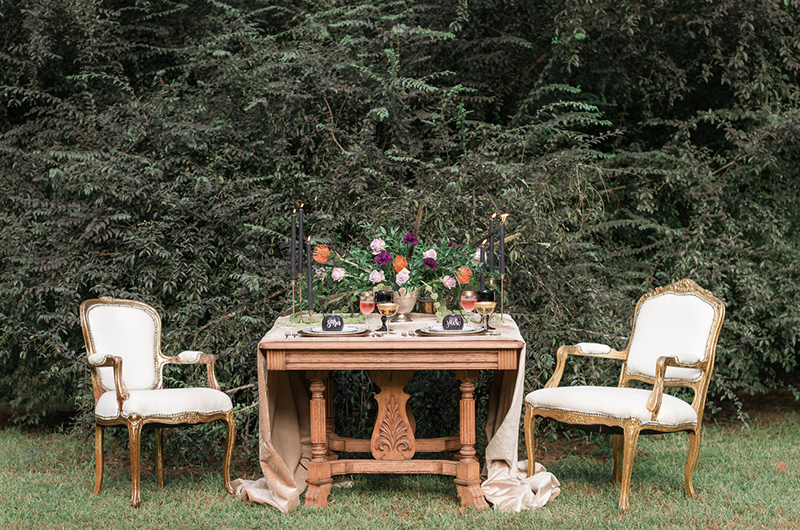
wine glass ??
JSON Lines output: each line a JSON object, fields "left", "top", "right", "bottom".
{"left": 359, "top": 292, "right": 375, "bottom": 316}
{"left": 460, "top": 290, "right": 477, "bottom": 323}
{"left": 375, "top": 290, "right": 394, "bottom": 331}
{"left": 475, "top": 289, "right": 496, "bottom": 331}
{"left": 376, "top": 302, "right": 399, "bottom": 333}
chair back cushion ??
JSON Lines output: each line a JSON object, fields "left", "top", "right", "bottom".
{"left": 625, "top": 282, "right": 721, "bottom": 382}
{"left": 82, "top": 300, "right": 161, "bottom": 391}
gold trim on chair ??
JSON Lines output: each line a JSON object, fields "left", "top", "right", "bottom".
{"left": 80, "top": 297, "right": 236, "bottom": 508}
{"left": 524, "top": 279, "right": 725, "bottom": 510}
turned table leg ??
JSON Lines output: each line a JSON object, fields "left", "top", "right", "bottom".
{"left": 305, "top": 370, "right": 333, "bottom": 508}
{"left": 325, "top": 375, "right": 338, "bottom": 461}
{"left": 454, "top": 370, "right": 489, "bottom": 509}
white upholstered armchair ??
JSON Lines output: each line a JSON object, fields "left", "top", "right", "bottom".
{"left": 524, "top": 279, "right": 725, "bottom": 510}
{"left": 80, "top": 297, "right": 236, "bottom": 507}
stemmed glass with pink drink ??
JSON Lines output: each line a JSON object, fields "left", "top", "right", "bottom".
{"left": 460, "top": 290, "right": 477, "bottom": 322}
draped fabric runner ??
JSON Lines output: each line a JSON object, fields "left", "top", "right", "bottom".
{"left": 232, "top": 314, "right": 560, "bottom": 512}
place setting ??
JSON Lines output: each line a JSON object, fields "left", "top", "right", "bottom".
{"left": 415, "top": 288, "right": 499, "bottom": 336}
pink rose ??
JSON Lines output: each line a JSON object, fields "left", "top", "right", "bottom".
{"left": 442, "top": 275, "right": 457, "bottom": 289}
{"left": 474, "top": 248, "right": 483, "bottom": 263}
{"left": 369, "top": 270, "right": 385, "bottom": 284}
{"left": 423, "top": 248, "right": 437, "bottom": 260}
{"left": 331, "top": 267, "right": 345, "bottom": 282}
{"left": 370, "top": 238, "right": 386, "bottom": 254}
{"left": 395, "top": 268, "right": 410, "bottom": 285}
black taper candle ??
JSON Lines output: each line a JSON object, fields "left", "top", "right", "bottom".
{"left": 298, "top": 205, "right": 304, "bottom": 268}
{"left": 290, "top": 211, "right": 297, "bottom": 280}
{"left": 499, "top": 214, "right": 507, "bottom": 275}
{"left": 480, "top": 242, "right": 486, "bottom": 290}
{"left": 489, "top": 213, "right": 496, "bottom": 274}
{"left": 306, "top": 237, "right": 313, "bottom": 311}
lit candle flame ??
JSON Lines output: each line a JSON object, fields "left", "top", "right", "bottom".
{"left": 501, "top": 213, "right": 509, "bottom": 223}
{"left": 491, "top": 212, "right": 497, "bottom": 219}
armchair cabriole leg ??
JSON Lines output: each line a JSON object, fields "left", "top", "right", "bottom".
{"left": 94, "top": 425, "right": 104, "bottom": 495}
{"left": 612, "top": 434, "right": 624, "bottom": 483}
{"left": 155, "top": 428, "right": 164, "bottom": 488}
{"left": 618, "top": 422, "right": 640, "bottom": 511}
{"left": 223, "top": 411, "right": 236, "bottom": 494}
{"left": 127, "top": 417, "right": 143, "bottom": 508}
{"left": 524, "top": 405, "right": 535, "bottom": 478}
{"left": 685, "top": 428, "right": 701, "bottom": 499}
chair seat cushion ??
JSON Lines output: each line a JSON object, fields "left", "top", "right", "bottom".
{"left": 525, "top": 386, "right": 697, "bottom": 428}
{"left": 95, "top": 388, "right": 233, "bottom": 421}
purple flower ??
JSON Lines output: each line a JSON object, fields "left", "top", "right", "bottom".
{"left": 423, "top": 257, "right": 438, "bottom": 270}
{"left": 375, "top": 251, "right": 392, "bottom": 265}
{"left": 403, "top": 233, "right": 418, "bottom": 245}
{"left": 447, "top": 241, "right": 459, "bottom": 249}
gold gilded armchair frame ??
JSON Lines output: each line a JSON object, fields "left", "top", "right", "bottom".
{"left": 524, "top": 279, "right": 725, "bottom": 510}
{"left": 80, "top": 298, "right": 235, "bottom": 508}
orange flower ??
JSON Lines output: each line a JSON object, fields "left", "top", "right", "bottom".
{"left": 312, "top": 244, "right": 330, "bottom": 264}
{"left": 457, "top": 266, "right": 473, "bottom": 285}
{"left": 392, "top": 255, "right": 408, "bottom": 273}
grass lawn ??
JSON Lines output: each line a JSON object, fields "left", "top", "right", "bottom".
{"left": 1, "top": 407, "right": 798, "bottom": 530}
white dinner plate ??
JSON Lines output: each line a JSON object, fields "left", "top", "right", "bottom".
{"left": 297, "top": 326, "right": 370, "bottom": 337}
{"left": 415, "top": 325, "right": 485, "bottom": 336}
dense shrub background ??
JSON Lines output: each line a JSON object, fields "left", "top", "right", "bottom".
{"left": 1, "top": 0, "right": 798, "bottom": 459}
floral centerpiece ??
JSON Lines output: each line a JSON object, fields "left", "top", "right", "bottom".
{"left": 309, "top": 226, "right": 476, "bottom": 314}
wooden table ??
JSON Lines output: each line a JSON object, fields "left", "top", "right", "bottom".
{"left": 258, "top": 315, "right": 524, "bottom": 509}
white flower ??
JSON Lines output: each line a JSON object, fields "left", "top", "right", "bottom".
{"left": 395, "top": 268, "right": 410, "bottom": 285}
{"left": 422, "top": 248, "right": 437, "bottom": 260}
{"left": 331, "top": 267, "right": 345, "bottom": 282}
{"left": 442, "top": 275, "right": 457, "bottom": 289}
{"left": 369, "top": 270, "right": 386, "bottom": 284}
{"left": 370, "top": 238, "right": 386, "bottom": 254}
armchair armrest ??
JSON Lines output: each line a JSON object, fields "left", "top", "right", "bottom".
{"left": 645, "top": 354, "right": 709, "bottom": 419}
{"left": 87, "top": 353, "right": 129, "bottom": 413}
{"left": 163, "top": 350, "right": 221, "bottom": 391}
{"left": 545, "top": 343, "right": 628, "bottom": 388}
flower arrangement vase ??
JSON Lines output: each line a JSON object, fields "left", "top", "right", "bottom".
{"left": 391, "top": 287, "right": 419, "bottom": 322}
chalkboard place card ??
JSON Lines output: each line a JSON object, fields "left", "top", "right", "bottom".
{"left": 321, "top": 315, "right": 344, "bottom": 332}
{"left": 442, "top": 314, "right": 464, "bottom": 331}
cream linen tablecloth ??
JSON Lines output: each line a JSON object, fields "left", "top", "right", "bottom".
{"left": 232, "top": 313, "right": 560, "bottom": 512}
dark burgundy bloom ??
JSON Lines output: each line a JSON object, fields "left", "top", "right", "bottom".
{"left": 447, "top": 241, "right": 459, "bottom": 249}
{"left": 403, "top": 233, "right": 418, "bottom": 245}
{"left": 423, "top": 257, "right": 438, "bottom": 270}
{"left": 375, "top": 251, "right": 393, "bottom": 265}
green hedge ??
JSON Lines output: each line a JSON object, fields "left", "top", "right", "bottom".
{"left": 1, "top": 1, "right": 798, "bottom": 457}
